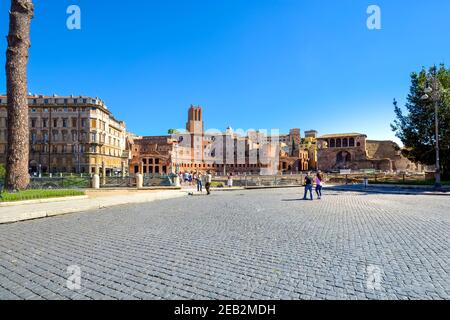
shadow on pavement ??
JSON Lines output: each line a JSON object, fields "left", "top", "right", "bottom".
{"left": 325, "top": 185, "right": 450, "bottom": 196}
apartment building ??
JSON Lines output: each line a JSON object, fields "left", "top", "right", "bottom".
{"left": 0, "top": 94, "right": 129, "bottom": 175}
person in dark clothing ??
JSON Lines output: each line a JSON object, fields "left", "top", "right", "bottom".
{"left": 303, "top": 172, "right": 314, "bottom": 200}
{"left": 315, "top": 172, "right": 323, "bottom": 199}
{"left": 205, "top": 171, "right": 212, "bottom": 195}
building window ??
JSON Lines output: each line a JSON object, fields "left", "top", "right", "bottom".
{"left": 336, "top": 139, "right": 342, "bottom": 148}
{"left": 329, "top": 139, "right": 336, "bottom": 148}
{"left": 72, "top": 118, "right": 77, "bottom": 127}
{"left": 343, "top": 138, "right": 348, "bottom": 148}
{"left": 53, "top": 119, "right": 58, "bottom": 127}
{"left": 349, "top": 138, "right": 355, "bottom": 147}
{"left": 81, "top": 118, "right": 87, "bottom": 127}
{"left": 31, "top": 119, "right": 36, "bottom": 128}
{"left": 62, "top": 119, "right": 68, "bottom": 128}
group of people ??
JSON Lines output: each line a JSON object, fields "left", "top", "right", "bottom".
{"left": 303, "top": 172, "right": 324, "bottom": 200}
{"left": 179, "top": 171, "right": 213, "bottom": 195}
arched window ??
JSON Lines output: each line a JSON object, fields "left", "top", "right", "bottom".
{"left": 343, "top": 138, "right": 348, "bottom": 148}
{"left": 336, "top": 139, "right": 342, "bottom": 148}
{"left": 336, "top": 151, "right": 351, "bottom": 163}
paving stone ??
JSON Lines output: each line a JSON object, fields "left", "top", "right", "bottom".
{"left": 0, "top": 189, "right": 449, "bottom": 300}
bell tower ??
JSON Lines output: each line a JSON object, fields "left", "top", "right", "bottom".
{"left": 186, "top": 105, "right": 204, "bottom": 134}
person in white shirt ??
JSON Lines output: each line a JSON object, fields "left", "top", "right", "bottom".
{"left": 227, "top": 174, "right": 233, "bottom": 188}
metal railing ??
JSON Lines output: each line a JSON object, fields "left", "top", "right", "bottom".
{"left": 212, "top": 175, "right": 305, "bottom": 188}
{"left": 143, "top": 174, "right": 176, "bottom": 187}
{"left": 101, "top": 176, "right": 136, "bottom": 188}
{"left": 27, "top": 176, "right": 91, "bottom": 189}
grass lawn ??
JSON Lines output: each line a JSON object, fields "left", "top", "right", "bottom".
{"left": 0, "top": 189, "right": 85, "bottom": 202}
{"left": 210, "top": 181, "right": 225, "bottom": 188}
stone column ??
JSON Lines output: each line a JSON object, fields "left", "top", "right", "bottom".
{"left": 139, "top": 161, "right": 144, "bottom": 175}
{"left": 102, "top": 161, "right": 106, "bottom": 186}
{"left": 121, "top": 161, "right": 126, "bottom": 178}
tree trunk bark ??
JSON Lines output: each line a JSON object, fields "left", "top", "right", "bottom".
{"left": 5, "top": 0, "right": 34, "bottom": 191}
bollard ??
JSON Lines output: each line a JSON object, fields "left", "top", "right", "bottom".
{"left": 92, "top": 174, "right": 100, "bottom": 189}
{"left": 136, "top": 173, "right": 143, "bottom": 189}
{"left": 363, "top": 177, "right": 369, "bottom": 188}
{"left": 174, "top": 175, "right": 181, "bottom": 187}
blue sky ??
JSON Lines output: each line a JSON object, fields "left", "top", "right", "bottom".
{"left": 0, "top": 0, "right": 449, "bottom": 143}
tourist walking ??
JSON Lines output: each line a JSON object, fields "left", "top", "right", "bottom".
{"left": 188, "top": 172, "right": 193, "bottom": 186}
{"left": 197, "top": 172, "right": 203, "bottom": 192}
{"left": 303, "top": 172, "right": 314, "bottom": 200}
{"left": 315, "top": 172, "right": 323, "bottom": 199}
{"left": 205, "top": 171, "right": 212, "bottom": 195}
{"left": 183, "top": 171, "right": 189, "bottom": 185}
{"left": 227, "top": 173, "right": 233, "bottom": 188}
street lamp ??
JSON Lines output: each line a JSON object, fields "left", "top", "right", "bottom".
{"left": 171, "top": 138, "right": 180, "bottom": 174}
{"left": 421, "top": 75, "right": 443, "bottom": 189}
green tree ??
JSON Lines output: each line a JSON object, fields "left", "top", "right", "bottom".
{"left": 391, "top": 65, "right": 450, "bottom": 179}
{"left": 168, "top": 129, "right": 180, "bottom": 135}
{"left": 0, "top": 164, "right": 6, "bottom": 179}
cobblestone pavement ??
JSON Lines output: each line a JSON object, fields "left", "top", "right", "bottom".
{"left": 0, "top": 189, "right": 449, "bottom": 300}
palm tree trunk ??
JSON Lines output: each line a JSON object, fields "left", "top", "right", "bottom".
{"left": 5, "top": 0, "right": 34, "bottom": 191}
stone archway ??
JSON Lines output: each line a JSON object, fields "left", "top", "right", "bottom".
{"left": 336, "top": 151, "right": 351, "bottom": 166}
